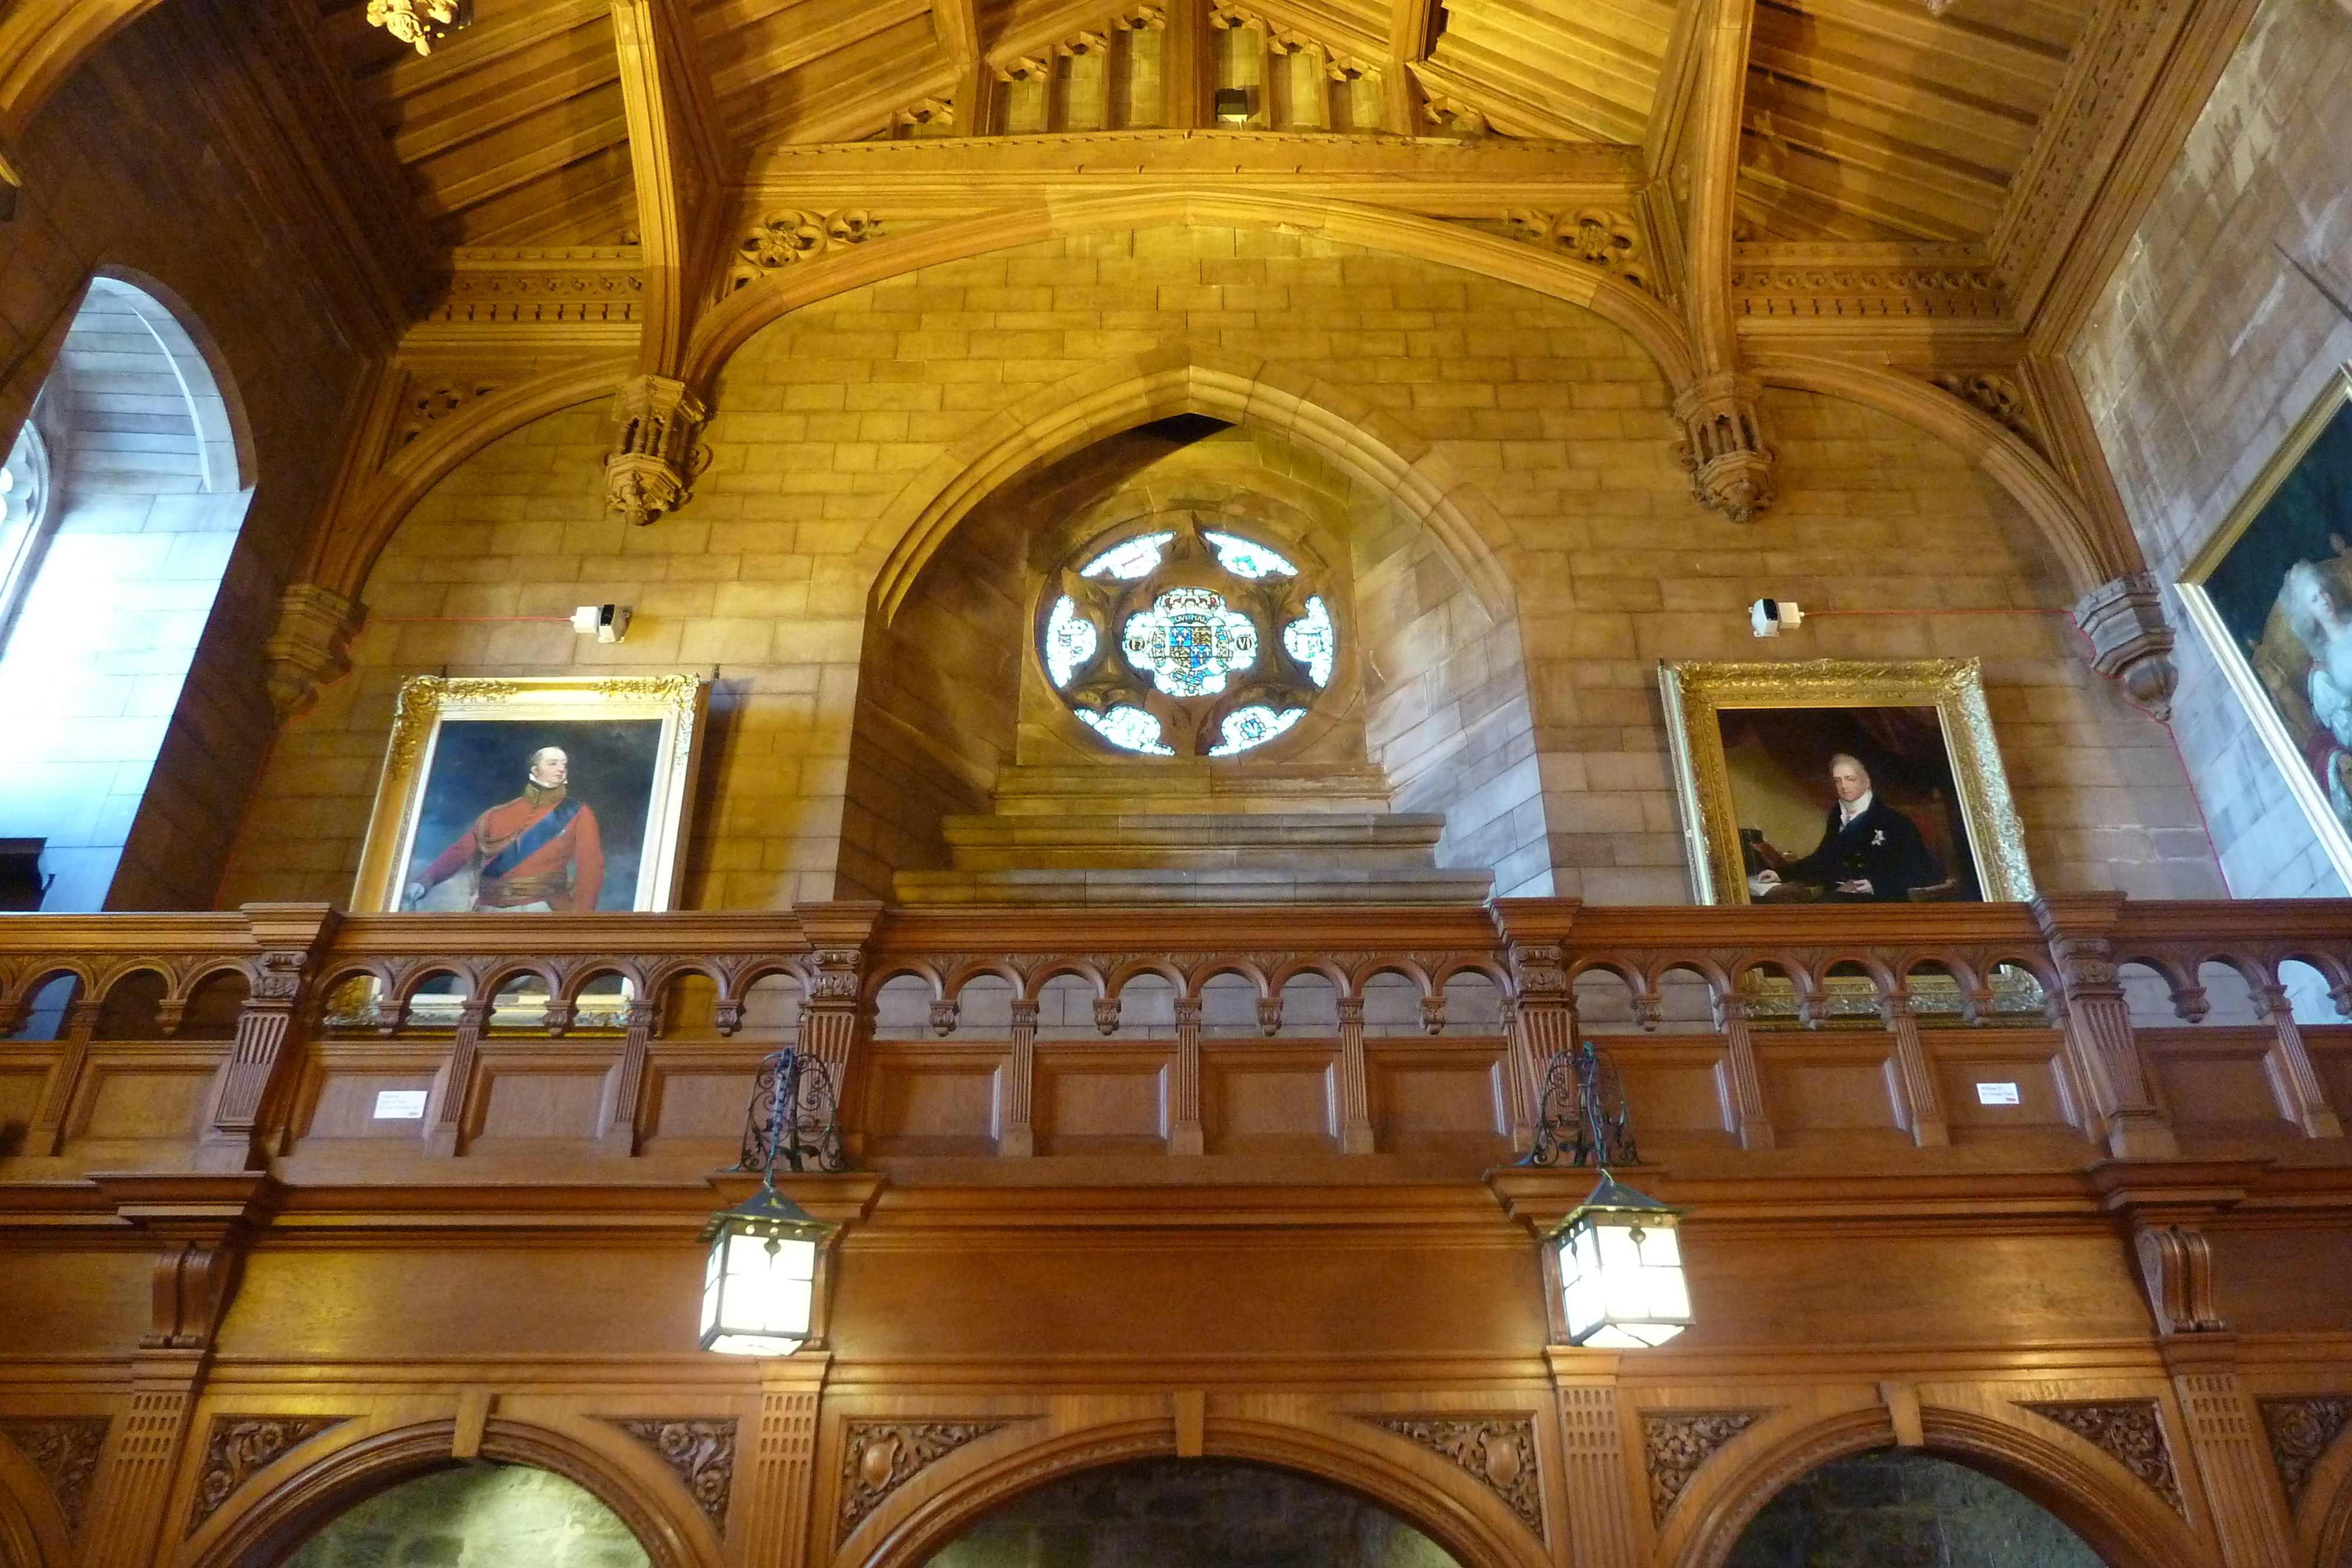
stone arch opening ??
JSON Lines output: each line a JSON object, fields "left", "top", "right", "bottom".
{"left": 1721, "top": 1448, "right": 2106, "bottom": 1567}
{"left": 0, "top": 272, "right": 255, "bottom": 910}
{"left": 272, "top": 1461, "right": 653, "bottom": 1568}
{"left": 917, "top": 1456, "right": 1462, "bottom": 1568}
{"left": 840, "top": 409, "right": 1547, "bottom": 905}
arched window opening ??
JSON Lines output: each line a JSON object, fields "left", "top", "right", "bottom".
{"left": 279, "top": 1462, "right": 650, "bottom": 1567}
{"left": 0, "top": 275, "right": 252, "bottom": 911}
{"left": 1726, "top": 1449, "right": 2104, "bottom": 1567}
{"left": 922, "top": 1457, "right": 1461, "bottom": 1567}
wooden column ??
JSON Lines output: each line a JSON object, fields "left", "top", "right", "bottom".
{"left": 2163, "top": 1337, "right": 2298, "bottom": 1568}
{"left": 425, "top": 995, "right": 488, "bottom": 1158}
{"left": 1879, "top": 989, "right": 1949, "bottom": 1148}
{"left": 741, "top": 1352, "right": 832, "bottom": 1568}
{"left": 1709, "top": 988, "right": 1776, "bottom": 1149}
{"left": 1172, "top": 994, "right": 1205, "bottom": 1156}
{"left": 26, "top": 992, "right": 100, "bottom": 1156}
{"left": 599, "top": 995, "right": 660, "bottom": 1155}
{"left": 1001, "top": 998, "right": 1037, "bottom": 1157}
{"left": 1498, "top": 901, "right": 1585, "bottom": 1152}
{"left": 1550, "top": 1350, "right": 1642, "bottom": 1568}
{"left": 197, "top": 902, "right": 339, "bottom": 1172}
{"left": 2250, "top": 979, "right": 2343, "bottom": 1138}
{"left": 1164, "top": 0, "right": 1209, "bottom": 127}
{"left": 1335, "top": 995, "right": 1374, "bottom": 1154}
{"left": 2034, "top": 894, "right": 2177, "bottom": 1158}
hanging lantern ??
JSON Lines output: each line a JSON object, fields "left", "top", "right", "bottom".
{"left": 698, "top": 1048, "right": 846, "bottom": 1356}
{"left": 698, "top": 1186, "right": 833, "bottom": 1356}
{"left": 1551, "top": 1172, "right": 1692, "bottom": 1348}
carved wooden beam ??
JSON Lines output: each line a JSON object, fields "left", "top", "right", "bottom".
{"left": 931, "top": 0, "right": 994, "bottom": 134}
{"left": 1673, "top": 0, "right": 1772, "bottom": 523}
{"left": 609, "top": 0, "right": 731, "bottom": 523}
{"left": 1383, "top": 0, "right": 1436, "bottom": 131}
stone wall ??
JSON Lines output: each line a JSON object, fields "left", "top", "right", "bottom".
{"left": 1725, "top": 1449, "right": 2102, "bottom": 1568}
{"left": 282, "top": 1463, "right": 649, "bottom": 1568}
{"left": 227, "top": 226, "right": 2221, "bottom": 907}
{"left": 2070, "top": 0, "right": 2352, "bottom": 897}
{"left": 0, "top": 2, "right": 377, "bottom": 910}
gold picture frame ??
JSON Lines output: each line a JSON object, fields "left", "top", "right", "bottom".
{"left": 1659, "top": 658, "right": 2034, "bottom": 905}
{"left": 2176, "top": 366, "right": 2352, "bottom": 890}
{"left": 353, "top": 674, "right": 707, "bottom": 914}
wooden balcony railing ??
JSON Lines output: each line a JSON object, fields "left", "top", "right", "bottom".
{"left": 0, "top": 897, "right": 2346, "bottom": 1181}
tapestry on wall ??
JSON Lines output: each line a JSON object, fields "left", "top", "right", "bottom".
{"left": 350, "top": 674, "right": 708, "bottom": 912}
{"left": 1658, "top": 659, "right": 2034, "bottom": 905}
{"left": 2181, "top": 367, "right": 2352, "bottom": 886}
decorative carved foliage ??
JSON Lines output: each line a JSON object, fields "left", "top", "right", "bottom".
{"left": 1931, "top": 372, "right": 2039, "bottom": 446}
{"left": 1506, "top": 209, "right": 1651, "bottom": 293}
{"left": 429, "top": 250, "right": 643, "bottom": 326}
{"left": 191, "top": 1416, "right": 348, "bottom": 1529}
{"left": 0, "top": 1418, "right": 109, "bottom": 1530}
{"left": 1367, "top": 1416, "right": 1544, "bottom": 1536}
{"left": 609, "top": 1418, "right": 738, "bottom": 1530}
{"left": 1640, "top": 1410, "right": 1764, "bottom": 1523}
{"left": 394, "top": 376, "right": 502, "bottom": 452}
{"left": 838, "top": 1422, "right": 1010, "bottom": 1538}
{"left": 1730, "top": 245, "right": 2006, "bottom": 319}
{"left": 729, "top": 211, "right": 881, "bottom": 290}
{"left": 2256, "top": 1396, "right": 2352, "bottom": 1509}
{"left": 2019, "top": 1400, "right": 2183, "bottom": 1514}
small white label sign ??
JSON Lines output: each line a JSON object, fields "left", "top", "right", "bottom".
{"left": 373, "top": 1089, "right": 429, "bottom": 1120}
{"left": 1975, "top": 1081, "right": 2021, "bottom": 1106}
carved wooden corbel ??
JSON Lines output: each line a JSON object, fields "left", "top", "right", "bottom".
{"left": 603, "top": 373, "right": 710, "bottom": 527}
{"left": 91, "top": 1174, "right": 279, "bottom": 1352}
{"left": 260, "top": 584, "right": 366, "bottom": 725}
{"left": 2134, "top": 1223, "right": 2224, "bottom": 1335}
{"left": 2073, "top": 571, "right": 2180, "bottom": 723}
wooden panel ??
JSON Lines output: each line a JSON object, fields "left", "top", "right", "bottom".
{"left": 1758, "top": 1042, "right": 1905, "bottom": 1141}
{"left": 863, "top": 1049, "right": 1002, "bottom": 1156}
{"left": 642, "top": 1064, "right": 762, "bottom": 1148}
{"left": 2150, "top": 1035, "right": 2290, "bottom": 1128}
{"left": 2309, "top": 1029, "right": 2352, "bottom": 1123}
{"left": 0, "top": 1066, "right": 45, "bottom": 1156}
{"left": 1932, "top": 1045, "right": 2084, "bottom": 1139}
{"left": 1367, "top": 1047, "right": 1505, "bottom": 1154}
{"left": 1614, "top": 1039, "right": 1735, "bottom": 1138}
{"left": 1202, "top": 1048, "right": 1335, "bottom": 1153}
{"left": 1037, "top": 1049, "right": 1167, "bottom": 1153}
{"left": 303, "top": 1069, "right": 441, "bottom": 1140}
{"left": 470, "top": 1068, "right": 606, "bottom": 1142}
{"left": 71, "top": 1064, "right": 211, "bottom": 1141}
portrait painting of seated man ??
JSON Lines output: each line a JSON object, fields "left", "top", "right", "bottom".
{"left": 1719, "top": 707, "right": 1982, "bottom": 904}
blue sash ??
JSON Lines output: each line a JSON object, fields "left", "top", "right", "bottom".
{"left": 481, "top": 797, "right": 582, "bottom": 880}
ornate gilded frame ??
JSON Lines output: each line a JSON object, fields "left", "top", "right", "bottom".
{"left": 2176, "top": 365, "right": 2352, "bottom": 889}
{"left": 1658, "top": 658, "right": 2034, "bottom": 905}
{"left": 353, "top": 674, "right": 708, "bottom": 912}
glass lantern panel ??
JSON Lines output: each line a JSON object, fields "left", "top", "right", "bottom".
{"left": 1075, "top": 706, "right": 1174, "bottom": 755}
{"left": 1043, "top": 596, "right": 1097, "bottom": 688}
{"left": 1122, "top": 588, "right": 1259, "bottom": 697}
{"left": 1204, "top": 530, "right": 1297, "bottom": 578}
{"left": 1283, "top": 597, "right": 1335, "bottom": 687}
{"left": 1558, "top": 1216, "right": 1688, "bottom": 1348}
{"left": 1080, "top": 531, "right": 1174, "bottom": 579}
{"left": 704, "top": 1228, "right": 817, "bottom": 1355}
{"left": 1208, "top": 704, "right": 1305, "bottom": 756}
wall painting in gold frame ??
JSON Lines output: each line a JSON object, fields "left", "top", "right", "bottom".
{"left": 1659, "top": 659, "right": 2033, "bottom": 906}
{"left": 353, "top": 674, "right": 707, "bottom": 914}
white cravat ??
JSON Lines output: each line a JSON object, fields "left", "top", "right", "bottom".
{"left": 1839, "top": 790, "right": 1874, "bottom": 828}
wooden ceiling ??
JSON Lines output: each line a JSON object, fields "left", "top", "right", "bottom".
{"left": 318, "top": 0, "right": 2099, "bottom": 249}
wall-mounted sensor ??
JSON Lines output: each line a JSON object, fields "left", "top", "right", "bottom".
{"left": 1749, "top": 598, "right": 1803, "bottom": 637}
{"left": 572, "top": 603, "right": 633, "bottom": 643}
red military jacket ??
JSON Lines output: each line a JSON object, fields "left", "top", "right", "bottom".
{"left": 419, "top": 785, "right": 604, "bottom": 911}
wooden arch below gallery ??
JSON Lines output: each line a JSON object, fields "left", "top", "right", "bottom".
{"left": 843, "top": 1415, "right": 1552, "bottom": 1568}
{"left": 175, "top": 1416, "right": 721, "bottom": 1568}
{"left": 1659, "top": 1403, "right": 2211, "bottom": 1568}
{"left": 0, "top": 1429, "right": 72, "bottom": 1568}
{"left": 859, "top": 341, "right": 1520, "bottom": 632}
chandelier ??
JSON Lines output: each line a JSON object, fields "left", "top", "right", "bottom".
{"left": 365, "top": 0, "right": 474, "bottom": 55}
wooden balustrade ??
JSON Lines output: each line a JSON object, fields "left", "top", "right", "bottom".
{"left": 0, "top": 897, "right": 2346, "bottom": 1179}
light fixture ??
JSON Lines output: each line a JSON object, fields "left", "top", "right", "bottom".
{"left": 699, "top": 1049, "right": 845, "bottom": 1356}
{"left": 365, "top": 0, "right": 473, "bottom": 54}
{"left": 1524, "top": 1042, "right": 1695, "bottom": 1348}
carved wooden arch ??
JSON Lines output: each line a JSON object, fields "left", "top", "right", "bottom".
{"left": 939, "top": 957, "right": 1025, "bottom": 1000}
{"left": 844, "top": 1413, "right": 1542, "bottom": 1568}
{"left": 690, "top": 188, "right": 1696, "bottom": 400}
{"left": 1350, "top": 956, "right": 1436, "bottom": 999}
{"left": 1749, "top": 352, "right": 2135, "bottom": 599}
{"left": 1815, "top": 951, "right": 1900, "bottom": 992}
{"left": 856, "top": 343, "right": 1522, "bottom": 633}
{"left": 2271, "top": 945, "right": 2352, "bottom": 997}
{"left": 1262, "top": 955, "right": 1351, "bottom": 994}
{"left": 1662, "top": 1402, "right": 2206, "bottom": 1568}
{"left": 1102, "top": 957, "right": 1189, "bottom": 997}
{"left": 175, "top": 1415, "right": 718, "bottom": 1568}
{"left": 2309, "top": 1422, "right": 2352, "bottom": 1568}
{"left": 1645, "top": 954, "right": 1734, "bottom": 995}
{"left": 305, "top": 356, "right": 634, "bottom": 601}
{"left": 0, "top": 1429, "right": 71, "bottom": 1568}
{"left": 1019, "top": 959, "right": 1110, "bottom": 1004}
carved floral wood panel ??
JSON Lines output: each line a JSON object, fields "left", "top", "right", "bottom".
{"left": 0, "top": 1418, "right": 109, "bottom": 1531}
{"left": 2256, "top": 1396, "right": 2352, "bottom": 1509}
{"left": 1639, "top": 1410, "right": 1765, "bottom": 1523}
{"left": 1364, "top": 1415, "right": 1544, "bottom": 1536}
{"left": 189, "top": 1416, "right": 349, "bottom": 1530}
{"left": 2019, "top": 1400, "right": 2184, "bottom": 1514}
{"left": 837, "top": 1421, "right": 1010, "bottom": 1539}
{"left": 607, "top": 1417, "right": 738, "bottom": 1530}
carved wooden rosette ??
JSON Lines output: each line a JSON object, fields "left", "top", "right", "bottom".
{"left": 2017, "top": 1400, "right": 2184, "bottom": 1514}
{"left": 188, "top": 1416, "right": 348, "bottom": 1530}
{"left": 0, "top": 1419, "right": 109, "bottom": 1531}
{"left": 837, "top": 1421, "right": 1010, "bottom": 1538}
{"left": 2256, "top": 1396, "right": 2352, "bottom": 1509}
{"left": 607, "top": 1417, "right": 738, "bottom": 1529}
{"left": 603, "top": 373, "right": 709, "bottom": 527}
{"left": 1364, "top": 1416, "right": 1543, "bottom": 1536}
{"left": 1639, "top": 1409, "right": 1763, "bottom": 1523}
{"left": 1672, "top": 372, "right": 1775, "bottom": 523}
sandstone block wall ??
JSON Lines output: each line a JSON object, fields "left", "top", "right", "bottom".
{"left": 227, "top": 226, "right": 2220, "bottom": 907}
{"left": 2072, "top": 0, "right": 2352, "bottom": 897}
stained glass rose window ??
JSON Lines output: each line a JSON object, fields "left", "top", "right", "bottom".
{"left": 1040, "top": 520, "right": 1335, "bottom": 758}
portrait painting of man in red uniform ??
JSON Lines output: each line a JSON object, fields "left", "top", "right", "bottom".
{"left": 395, "top": 718, "right": 665, "bottom": 913}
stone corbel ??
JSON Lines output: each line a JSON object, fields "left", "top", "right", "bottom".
{"left": 1672, "top": 372, "right": 1775, "bottom": 523}
{"left": 260, "top": 584, "right": 366, "bottom": 725}
{"left": 2073, "top": 572, "right": 2179, "bottom": 723}
{"left": 603, "top": 373, "right": 709, "bottom": 527}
